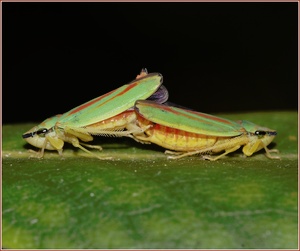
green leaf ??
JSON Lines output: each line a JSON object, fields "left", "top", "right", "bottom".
{"left": 2, "top": 111, "right": 298, "bottom": 249}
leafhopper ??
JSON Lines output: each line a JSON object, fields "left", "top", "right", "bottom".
{"left": 23, "top": 70, "right": 167, "bottom": 159}
{"left": 134, "top": 100, "right": 280, "bottom": 160}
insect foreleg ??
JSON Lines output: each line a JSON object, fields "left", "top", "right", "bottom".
{"left": 28, "top": 137, "right": 53, "bottom": 158}
{"left": 243, "top": 138, "right": 280, "bottom": 160}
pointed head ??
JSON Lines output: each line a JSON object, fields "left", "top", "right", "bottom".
{"left": 22, "top": 115, "right": 61, "bottom": 150}
{"left": 238, "top": 120, "right": 277, "bottom": 153}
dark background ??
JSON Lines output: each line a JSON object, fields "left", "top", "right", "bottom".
{"left": 3, "top": 2, "right": 298, "bottom": 124}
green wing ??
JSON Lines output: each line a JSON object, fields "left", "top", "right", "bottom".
{"left": 135, "top": 100, "right": 245, "bottom": 137}
{"left": 59, "top": 73, "right": 163, "bottom": 128}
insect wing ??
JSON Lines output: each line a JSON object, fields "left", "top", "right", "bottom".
{"left": 135, "top": 100, "right": 245, "bottom": 137}
{"left": 58, "top": 73, "right": 163, "bottom": 128}
{"left": 147, "top": 85, "right": 169, "bottom": 104}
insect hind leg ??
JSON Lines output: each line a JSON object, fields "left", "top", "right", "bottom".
{"left": 167, "top": 145, "right": 241, "bottom": 161}
{"left": 69, "top": 137, "right": 111, "bottom": 160}
{"left": 167, "top": 150, "right": 201, "bottom": 159}
{"left": 202, "top": 145, "right": 240, "bottom": 161}
{"left": 165, "top": 150, "right": 184, "bottom": 156}
{"left": 80, "top": 142, "right": 103, "bottom": 151}
{"left": 74, "top": 142, "right": 111, "bottom": 160}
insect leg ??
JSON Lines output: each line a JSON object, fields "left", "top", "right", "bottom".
{"left": 164, "top": 150, "right": 184, "bottom": 156}
{"left": 80, "top": 143, "right": 103, "bottom": 151}
{"left": 262, "top": 145, "right": 280, "bottom": 160}
{"left": 202, "top": 145, "right": 241, "bottom": 161}
{"left": 28, "top": 138, "right": 49, "bottom": 158}
{"left": 73, "top": 142, "right": 111, "bottom": 160}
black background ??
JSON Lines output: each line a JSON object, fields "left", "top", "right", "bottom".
{"left": 3, "top": 2, "right": 298, "bottom": 124}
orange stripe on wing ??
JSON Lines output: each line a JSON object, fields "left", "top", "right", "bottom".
{"left": 112, "top": 81, "right": 139, "bottom": 99}
{"left": 69, "top": 90, "right": 114, "bottom": 115}
{"left": 69, "top": 80, "right": 141, "bottom": 116}
{"left": 157, "top": 103, "right": 236, "bottom": 126}
{"left": 185, "top": 109, "right": 234, "bottom": 125}
{"left": 93, "top": 82, "right": 140, "bottom": 109}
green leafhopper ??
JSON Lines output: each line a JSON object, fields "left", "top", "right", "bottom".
{"left": 133, "top": 100, "right": 280, "bottom": 160}
{"left": 23, "top": 70, "right": 168, "bottom": 159}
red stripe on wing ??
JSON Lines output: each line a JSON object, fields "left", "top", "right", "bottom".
{"left": 68, "top": 90, "right": 114, "bottom": 115}
{"left": 68, "top": 82, "right": 140, "bottom": 116}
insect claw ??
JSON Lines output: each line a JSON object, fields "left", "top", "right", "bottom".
{"left": 264, "top": 153, "right": 281, "bottom": 160}
{"left": 263, "top": 146, "right": 281, "bottom": 159}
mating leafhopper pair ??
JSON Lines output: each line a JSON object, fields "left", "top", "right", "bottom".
{"left": 23, "top": 70, "right": 279, "bottom": 161}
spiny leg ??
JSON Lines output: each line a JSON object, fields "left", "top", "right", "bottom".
{"left": 85, "top": 124, "right": 152, "bottom": 138}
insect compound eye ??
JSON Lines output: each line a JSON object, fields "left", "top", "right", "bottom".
{"left": 36, "top": 128, "right": 48, "bottom": 137}
{"left": 255, "top": 130, "right": 267, "bottom": 136}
